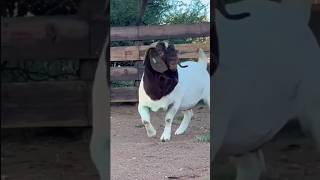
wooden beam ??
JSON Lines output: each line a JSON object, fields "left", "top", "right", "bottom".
{"left": 111, "top": 43, "right": 210, "bottom": 61}
{"left": 1, "top": 81, "right": 91, "bottom": 128}
{"left": 110, "top": 67, "right": 140, "bottom": 81}
{"left": 1, "top": 16, "right": 90, "bottom": 61}
{"left": 1, "top": 81, "right": 139, "bottom": 128}
{"left": 111, "top": 87, "right": 138, "bottom": 102}
{"left": 110, "top": 23, "right": 210, "bottom": 41}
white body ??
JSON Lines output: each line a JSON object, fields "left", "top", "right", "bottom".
{"left": 213, "top": 0, "right": 320, "bottom": 180}
{"left": 138, "top": 49, "right": 210, "bottom": 141}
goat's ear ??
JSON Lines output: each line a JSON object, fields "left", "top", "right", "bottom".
{"left": 145, "top": 48, "right": 168, "bottom": 73}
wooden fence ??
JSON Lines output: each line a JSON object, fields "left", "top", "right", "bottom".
{"left": 1, "top": 2, "right": 320, "bottom": 128}
{"left": 110, "top": 42, "right": 210, "bottom": 102}
{"left": 1, "top": 16, "right": 209, "bottom": 128}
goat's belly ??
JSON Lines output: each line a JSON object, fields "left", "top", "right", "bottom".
{"left": 179, "top": 98, "right": 202, "bottom": 110}
{"left": 220, "top": 102, "right": 295, "bottom": 155}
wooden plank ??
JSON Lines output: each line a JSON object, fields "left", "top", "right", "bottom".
{"left": 111, "top": 87, "right": 138, "bottom": 102}
{"left": 1, "top": 81, "right": 91, "bottom": 128}
{"left": 79, "top": 64, "right": 141, "bottom": 82}
{"left": 2, "top": 19, "right": 209, "bottom": 61}
{"left": 111, "top": 43, "right": 210, "bottom": 61}
{"left": 1, "top": 16, "right": 90, "bottom": 60}
{"left": 111, "top": 23, "right": 210, "bottom": 41}
{"left": 313, "top": 0, "right": 320, "bottom": 4}
{"left": 110, "top": 67, "right": 140, "bottom": 81}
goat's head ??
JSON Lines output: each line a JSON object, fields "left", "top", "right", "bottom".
{"left": 144, "top": 41, "right": 180, "bottom": 73}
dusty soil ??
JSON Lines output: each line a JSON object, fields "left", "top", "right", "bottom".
{"left": 2, "top": 105, "right": 319, "bottom": 180}
{"left": 1, "top": 128, "right": 99, "bottom": 180}
{"left": 214, "top": 123, "right": 320, "bottom": 180}
{"left": 110, "top": 104, "right": 210, "bottom": 180}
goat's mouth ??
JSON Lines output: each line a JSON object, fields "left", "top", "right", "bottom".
{"left": 168, "top": 64, "right": 177, "bottom": 71}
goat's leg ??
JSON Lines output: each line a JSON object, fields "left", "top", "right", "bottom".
{"left": 204, "top": 89, "right": 210, "bottom": 108}
{"left": 160, "top": 104, "right": 179, "bottom": 141}
{"left": 231, "top": 150, "right": 266, "bottom": 180}
{"left": 138, "top": 104, "right": 156, "bottom": 137}
{"left": 299, "top": 105, "right": 320, "bottom": 150}
{"left": 175, "top": 109, "right": 193, "bottom": 135}
{"left": 298, "top": 71, "right": 320, "bottom": 150}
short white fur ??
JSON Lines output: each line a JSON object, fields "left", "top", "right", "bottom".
{"left": 138, "top": 45, "right": 210, "bottom": 141}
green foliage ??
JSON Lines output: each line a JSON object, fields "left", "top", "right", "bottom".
{"left": 175, "top": 115, "right": 184, "bottom": 123}
{"left": 1, "top": 60, "right": 79, "bottom": 82}
{"left": 110, "top": 0, "right": 209, "bottom": 27}
{"left": 1, "top": 0, "right": 81, "bottom": 17}
{"left": 110, "top": 0, "right": 209, "bottom": 47}
{"left": 110, "top": 0, "right": 171, "bottom": 26}
{"left": 196, "top": 132, "right": 210, "bottom": 142}
{"left": 161, "top": 0, "right": 209, "bottom": 24}
{"left": 111, "top": 80, "right": 135, "bottom": 87}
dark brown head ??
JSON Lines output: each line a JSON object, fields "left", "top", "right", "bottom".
{"left": 142, "top": 41, "right": 180, "bottom": 100}
{"left": 144, "top": 41, "right": 180, "bottom": 73}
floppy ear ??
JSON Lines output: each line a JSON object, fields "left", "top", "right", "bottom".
{"left": 144, "top": 47, "right": 168, "bottom": 73}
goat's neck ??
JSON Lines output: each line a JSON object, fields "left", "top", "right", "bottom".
{"left": 143, "top": 68, "right": 178, "bottom": 100}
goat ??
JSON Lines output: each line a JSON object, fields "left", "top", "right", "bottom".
{"left": 212, "top": 0, "right": 320, "bottom": 179}
{"left": 138, "top": 41, "right": 210, "bottom": 142}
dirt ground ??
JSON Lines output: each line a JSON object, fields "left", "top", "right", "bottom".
{"left": 214, "top": 123, "right": 320, "bottom": 180}
{"left": 1, "top": 127, "right": 99, "bottom": 180}
{"left": 110, "top": 104, "right": 210, "bottom": 180}
{"left": 2, "top": 105, "right": 320, "bottom": 180}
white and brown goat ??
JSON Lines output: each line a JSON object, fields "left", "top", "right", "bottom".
{"left": 138, "top": 41, "right": 210, "bottom": 142}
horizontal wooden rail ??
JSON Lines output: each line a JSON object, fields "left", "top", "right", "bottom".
{"left": 111, "top": 43, "right": 210, "bottom": 61}
{"left": 1, "top": 81, "right": 91, "bottom": 128}
{"left": 1, "top": 81, "right": 139, "bottom": 128}
{"left": 111, "top": 23, "right": 210, "bottom": 41}
{"left": 110, "top": 87, "right": 138, "bottom": 102}
{"left": 3, "top": 7, "right": 320, "bottom": 61}
{"left": 1, "top": 16, "right": 91, "bottom": 60}
{"left": 110, "top": 67, "right": 140, "bottom": 81}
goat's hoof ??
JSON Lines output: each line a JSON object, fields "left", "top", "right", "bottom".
{"left": 146, "top": 129, "right": 156, "bottom": 138}
{"left": 160, "top": 134, "right": 171, "bottom": 142}
{"left": 146, "top": 126, "right": 157, "bottom": 137}
{"left": 174, "top": 128, "right": 186, "bottom": 135}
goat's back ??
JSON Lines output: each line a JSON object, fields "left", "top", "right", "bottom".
{"left": 178, "top": 61, "right": 210, "bottom": 110}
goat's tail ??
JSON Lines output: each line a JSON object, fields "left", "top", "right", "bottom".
{"left": 198, "top": 48, "right": 208, "bottom": 69}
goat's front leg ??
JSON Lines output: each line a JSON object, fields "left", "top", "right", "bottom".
{"left": 138, "top": 104, "right": 156, "bottom": 137}
{"left": 160, "top": 103, "right": 179, "bottom": 142}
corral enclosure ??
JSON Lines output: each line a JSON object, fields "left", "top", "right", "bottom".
{"left": 1, "top": 1, "right": 320, "bottom": 129}
{"left": 1, "top": 0, "right": 210, "bottom": 128}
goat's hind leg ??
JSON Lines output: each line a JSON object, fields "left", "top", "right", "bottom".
{"left": 138, "top": 104, "right": 156, "bottom": 137}
{"left": 231, "top": 150, "right": 266, "bottom": 180}
{"left": 299, "top": 103, "right": 320, "bottom": 150}
{"left": 298, "top": 72, "right": 320, "bottom": 150}
{"left": 175, "top": 109, "right": 193, "bottom": 135}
